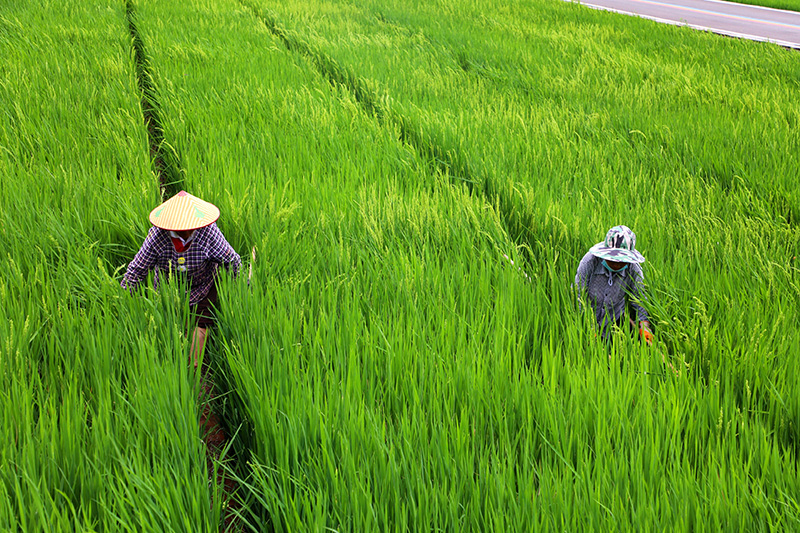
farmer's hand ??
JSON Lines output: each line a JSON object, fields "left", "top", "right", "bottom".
{"left": 639, "top": 321, "right": 653, "bottom": 345}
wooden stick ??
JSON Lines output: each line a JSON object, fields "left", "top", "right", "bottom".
{"left": 248, "top": 246, "right": 256, "bottom": 285}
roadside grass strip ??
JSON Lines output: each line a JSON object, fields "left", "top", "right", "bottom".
{"left": 714, "top": 0, "right": 800, "bottom": 13}
{"left": 253, "top": 0, "right": 800, "bottom": 527}
{"left": 0, "top": 1, "right": 220, "bottom": 530}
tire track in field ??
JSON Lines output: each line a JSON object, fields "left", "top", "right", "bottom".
{"left": 125, "top": 0, "right": 183, "bottom": 199}
{"left": 371, "top": 10, "right": 800, "bottom": 230}
{"left": 125, "top": 3, "right": 243, "bottom": 529}
{"left": 237, "top": 0, "right": 547, "bottom": 273}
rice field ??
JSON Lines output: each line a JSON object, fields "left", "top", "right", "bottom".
{"left": 0, "top": 1, "right": 222, "bottom": 530}
{"left": 2, "top": 0, "right": 799, "bottom": 530}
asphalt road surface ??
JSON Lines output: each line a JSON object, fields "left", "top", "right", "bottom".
{"left": 570, "top": 0, "right": 800, "bottom": 49}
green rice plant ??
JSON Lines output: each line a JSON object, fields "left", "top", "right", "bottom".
{"left": 0, "top": 1, "right": 221, "bottom": 530}
{"left": 244, "top": 0, "right": 800, "bottom": 400}
{"left": 131, "top": 0, "right": 575, "bottom": 529}
{"left": 133, "top": 0, "right": 799, "bottom": 529}
{"left": 250, "top": 0, "right": 800, "bottom": 415}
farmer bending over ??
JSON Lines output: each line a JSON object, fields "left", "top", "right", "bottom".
{"left": 574, "top": 225, "right": 653, "bottom": 344}
{"left": 122, "top": 191, "right": 241, "bottom": 363}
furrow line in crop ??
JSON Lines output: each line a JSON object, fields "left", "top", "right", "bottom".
{"left": 238, "top": 0, "right": 544, "bottom": 270}
{"left": 324, "top": 3, "right": 800, "bottom": 232}
{"left": 197, "top": 368, "right": 246, "bottom": 532}
{"left": 125, "top": 0, "right": 183, "bottom": 198}
{"left": 371, "top": 11, "right": 509, "bottom": 84}
{"left": 125, "top": 3, "right": 244, "bottom": 526}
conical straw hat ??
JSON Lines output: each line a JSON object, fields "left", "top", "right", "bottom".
{"left": 149, "top": 191, "right": 220, "bottom": 231}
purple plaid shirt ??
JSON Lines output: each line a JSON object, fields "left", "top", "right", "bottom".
{"left": 121, "top": 223, "right": 241, "bottom": 305}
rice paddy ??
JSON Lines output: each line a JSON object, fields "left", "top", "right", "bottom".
{"left": 1, "top": 0, "right": 798, "bottom": 530}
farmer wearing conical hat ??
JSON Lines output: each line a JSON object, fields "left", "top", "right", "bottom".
{"left": 122, "top": 191, "right": 241, "bottom": 361}
{"left": 574, "top": 225, "right": 653, "bottom": 344}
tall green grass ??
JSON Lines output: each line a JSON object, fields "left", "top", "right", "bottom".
{"left": 714, "top": 0, "right": 800, "bottom": 12}
{"left": 133, "top": 0, "right": 799, "bottom": 529}
{"left": 0, "top": 1, "right": 220, "bottom": 530}
{"left": 4, "top": 0, "right": 796, "bottom": 528}
{"left": 248, "top": 0, "right": 800, "bottom": 418}
{"left": 245, "top": 0, "right": 800, "bottom": 395}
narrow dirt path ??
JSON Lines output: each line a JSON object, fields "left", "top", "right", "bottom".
{"left": 125, "top": 2, "right": 243, "bottom": 529}
{"left": 198, "top": 366, "right": 243, "bottom": 532}
{"left": 125, "top": 0, "right": 183, "bottom": 198}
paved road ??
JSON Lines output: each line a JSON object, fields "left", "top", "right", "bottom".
{"left": 570, "top": 0, "right": 800, "bottom": 49}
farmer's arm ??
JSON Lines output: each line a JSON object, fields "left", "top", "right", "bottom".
{"left": 628, "top": 263, "right": 649, "bottom": 324}
{"left": 573, "top": 252, "right": 598, "bottom": 313}
{"left": 574, "top": 252, "right": 596, "bottom": 291}
{"left": 629, "top": 264, "right": 653, "bottom": 344}
{"left": 207, "top": 224, "right": 242, "bottom": 276}
{"left": 121, "top": 227, "right": 161, "bottom": 291}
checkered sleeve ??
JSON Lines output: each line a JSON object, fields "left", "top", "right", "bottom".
{"left": 121, "top": 226, "right": 162, "bottom": 291}
{"left": 207, "top": 223, "right": 241, "bottom": 277}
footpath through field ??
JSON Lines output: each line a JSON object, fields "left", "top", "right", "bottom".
{"left": 570, "top": 0, "right": 800, "bottom": 48}
{"left": 0, "top": 1, "right": 223, "bottom": 530}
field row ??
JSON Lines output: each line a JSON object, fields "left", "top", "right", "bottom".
{"left": 0, "top": 1, "right": 222, "bottom": 530}
{"left": 2, "top": 0, "right": 799, "bottom": 530}
{"left": 247, "top": 0, "right": 800, "bottom": 384}
{"left": 137, "top": 0, "right": 799, "bottom": 529}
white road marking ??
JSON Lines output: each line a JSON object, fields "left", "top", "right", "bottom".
{"left": 566, "top": 0, "right": 800, "bottom": 49}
